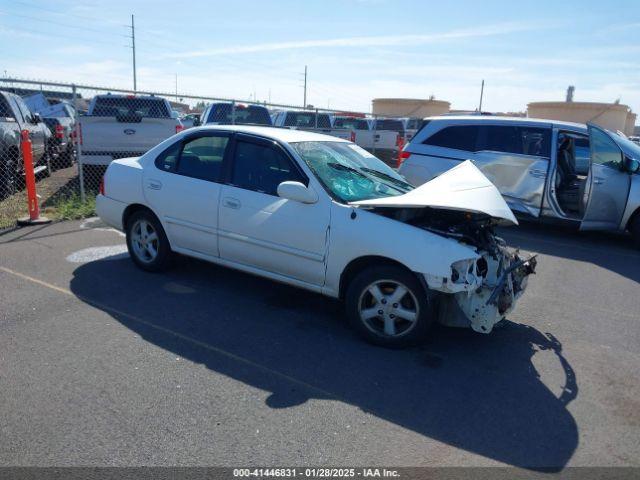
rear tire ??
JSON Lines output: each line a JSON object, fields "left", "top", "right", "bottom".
{"left": 345, "top": 265, "right": 434, "bottom": 348}
{"left": 0, "top": 157, "right": 18, "bottom": 199}
{"left": 125, "top": 210, "right": 172, "bottom": 272}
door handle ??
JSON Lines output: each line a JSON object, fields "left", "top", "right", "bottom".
{"left": 146, "top": 179, "right": 162, "bottom": 190}
{"left": 528, "top": 169, "right": 547, "bottom": 178}
{"left": 222, "top": 197, "right": 241, "bottom": 209}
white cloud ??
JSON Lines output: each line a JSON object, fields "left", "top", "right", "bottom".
{"left": 162, "top": 22, "right": 544, "bottom": 59}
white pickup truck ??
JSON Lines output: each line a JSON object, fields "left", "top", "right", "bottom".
{"left": 78, "top": 95, "right": 183, "bottom": 166}
{"left": 333, "top": 116, "right": 402, "bottom": 166}
{"left": 271, "top": 110, "right": 354, "bottom": 141}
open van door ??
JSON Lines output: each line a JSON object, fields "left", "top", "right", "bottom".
{"left": 580, "top": 124, "right": 631, "bottom": 231}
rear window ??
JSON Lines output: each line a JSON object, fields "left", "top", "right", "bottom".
{"left": 374, "top": 119, "right": 404, "bottom": 134}
{"left": 334, "top": 117, "right": 369, "bottom": 130}
{"left": 284, "top": 112, "right": 331, "bottom": 129}
{"left": 0, "top": 96, "right": 13, "bottom": 118}
{"left": 91, "top": 97, "right": 170, "bottom": 119}
{"left": 207, "top": 104, "right": 272, "bottom": 125}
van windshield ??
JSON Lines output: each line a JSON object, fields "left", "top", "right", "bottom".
{"left": 291, "top": 141, "right": 413, "bottom": 202}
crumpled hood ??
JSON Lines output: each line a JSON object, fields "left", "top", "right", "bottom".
{"left": 350, "top": 160, "right": 518, "bottom": 225}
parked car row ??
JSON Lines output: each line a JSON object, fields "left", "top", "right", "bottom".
{"left": 0, "top": 90, "right": 54, "bottom": 199}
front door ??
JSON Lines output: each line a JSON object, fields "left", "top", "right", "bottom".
{"left": 218, "top": 134, "right": 330, "bottom": 286}
{"left": 143, "top": 132, "right": 231, "bottom": 257}
{"left": 580, "top": 125, "right": 631, "bottom": 231}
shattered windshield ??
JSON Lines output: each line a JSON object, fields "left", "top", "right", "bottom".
{"left": 290, "top": 141, "right": 413, "bottom": 202}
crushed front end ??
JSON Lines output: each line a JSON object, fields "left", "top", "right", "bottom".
{"left": 374, "top": 207, "right": 537, "bottom": 333}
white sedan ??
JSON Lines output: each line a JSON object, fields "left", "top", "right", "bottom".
{"left": 97, "top": 126, "right": 536, "bottom": 347}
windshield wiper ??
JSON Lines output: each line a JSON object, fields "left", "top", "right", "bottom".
{"left": 360, "top": 168, "right": 413, "bottom": 190}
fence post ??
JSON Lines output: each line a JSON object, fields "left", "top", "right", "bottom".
{"left": 17, "top": 130, "right": 50, "bottom": 225}
{"left": 72, "top": 84, "right": 86, "bottom": 202}
{"left": 231, "top": 100, "right": 236, "bottom": 125}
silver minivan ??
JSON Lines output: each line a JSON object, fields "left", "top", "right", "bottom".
{"left": 398, "top": 116, "right": 640, "bottom": 246}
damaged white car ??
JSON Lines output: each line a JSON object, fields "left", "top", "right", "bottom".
{"left": 96, "top": 126, "right": 536, "bottom": 347}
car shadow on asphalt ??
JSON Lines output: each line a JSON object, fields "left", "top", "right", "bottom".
{"left": 499, "top": 221, "right": 640, "bottom": 284}
{"left": 70, "top": 254, "right": 579, "bottom": 471}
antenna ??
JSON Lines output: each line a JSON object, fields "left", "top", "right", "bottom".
{"left": 301, "top": 65, "right": 308, "bottom": 108}
{"left": 478, "top": 79, "right": 485, "bottom": 112}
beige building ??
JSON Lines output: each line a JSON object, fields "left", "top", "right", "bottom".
{"left": 372, "top": 98, "right": 450, "bottom": 118}
{"left": 527, "top": 101, "right": 637, "bottom": 136}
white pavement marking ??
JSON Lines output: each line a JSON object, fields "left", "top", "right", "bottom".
{"left": 66, "top": 245, "right": 128, "bottom": 263}
{"left": 80, "top": 217, "right": 125, "bottom": 238}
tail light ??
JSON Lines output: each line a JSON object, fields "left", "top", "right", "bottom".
{"left": 99, "top": 175, "right": 105, "bottom": 196}
{"left": 397, "top": 150, "right": 412, "bottom": 168}
{"left": 350, "top": 131, "right": 356, "bottom": 142}
{"left": 175, "top": 124, "right": 185, "bottom": 134}
{"left": 55, "top": 124, "right": 64, "bottom": 139}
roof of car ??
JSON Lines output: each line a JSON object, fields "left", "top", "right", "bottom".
{"left": 190, "top": 125, "right": 350, "bottom": 143}
{"left": 423, "top": 115, "right": 587, "bottom": 130}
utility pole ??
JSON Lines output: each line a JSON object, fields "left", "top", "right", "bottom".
{"left": 175, "top": 73, "right": 178, "bottom": 102}
{"left": 478, "top": 79, "right": 484, "bottom": 112}
{"left": 303, "top": 65, "right": 307, "bottom": 108}
{"left": 130, "top": 14, "right": 137, "bottom": 92}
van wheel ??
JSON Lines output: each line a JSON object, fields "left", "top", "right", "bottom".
{"left": 345, "top": 265, "right": 434, "bottom": 348}
{"left": 631, "top": 215, "right": 640, "bottom": 249}
{"left": 125, "top": 210, "right": 172, "bottom": 272}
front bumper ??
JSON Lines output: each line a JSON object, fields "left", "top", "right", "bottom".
{"left": 435, "top": 250, "right": 537, "bottom": 333}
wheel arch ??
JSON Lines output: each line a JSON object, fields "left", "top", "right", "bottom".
{"left": 625, "top": 206, "right": 640, "bottom": 232}
{"left": 338, "top": 255, "right": 425, "bottom": 300}
{"left": 122, "top": 203, "right": 162, "bottom": 232}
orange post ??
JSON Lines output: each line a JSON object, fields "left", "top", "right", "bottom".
{"left": 17, "top": 130, "right": 50, "bottom": 225}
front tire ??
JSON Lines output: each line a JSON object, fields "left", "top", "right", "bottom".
{"left": 125, "top": 210, "right": 172, "bottom": 272}
{"left": 345, "top": 265, "right": 434, "bottom": 348}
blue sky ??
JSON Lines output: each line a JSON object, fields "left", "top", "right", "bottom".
{"left": 1, "top": 0, "right": 639, "bottom": 115}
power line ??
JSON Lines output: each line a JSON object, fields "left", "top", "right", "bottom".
{"left": 0, "top": 9, "right": 128, "bottom": 37}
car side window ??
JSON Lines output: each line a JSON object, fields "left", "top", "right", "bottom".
{"left": 177, "top": 135, "right": 229, "bottom": 182}
{"left": 590, "top": 128, "right": 622, "bottom": 169}
{"left": 155, "top": 142, "right": 181, "bottom": 172}
{"left": 13, "top": 96, "right": 34, "bottom": 123}
{"left": 423, "top": 125, "right": 478, "bottom": 152}
{"left": 477, "top": 126, "right": 521, "bottom": 154}
{"left": 231, "top": 140, "right": 306, "bottom": 196}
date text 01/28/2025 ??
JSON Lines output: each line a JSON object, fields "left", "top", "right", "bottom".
{"left": 232, "top": 468, "right": 400, "bottom": 478}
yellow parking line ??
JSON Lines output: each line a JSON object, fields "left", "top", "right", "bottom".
{"left": 0, "top": 265, "right": 337, "bottom": 400}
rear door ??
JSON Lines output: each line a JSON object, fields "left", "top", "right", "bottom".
{"left": 580, "top": 125, "right": 631, "bottom": 231}
{"left": 143, "top": 132, "right": 231, "bottom": 256}
{"left": 472, "top": 124, "right": 551, "bottom": 217}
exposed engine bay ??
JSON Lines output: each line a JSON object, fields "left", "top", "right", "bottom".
{"left": 371, "top": 206, "right": 537, "bottom": 333}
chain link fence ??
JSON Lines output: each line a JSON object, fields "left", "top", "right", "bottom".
{"left": 1, "top": 77, "right": 415, "bottom": 230}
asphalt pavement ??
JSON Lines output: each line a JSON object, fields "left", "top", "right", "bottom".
{"left": 1, "top": 218, "right": 639, "bottom": 470}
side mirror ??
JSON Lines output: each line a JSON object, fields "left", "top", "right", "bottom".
{"left": 32, "top": 113, "right": 42, "bottom": 124}
{"left": 277, "top": 181, "right": 318, "bottom": 204}
{"left": 623, "top": 156, "right": 640, "bottom": 174}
